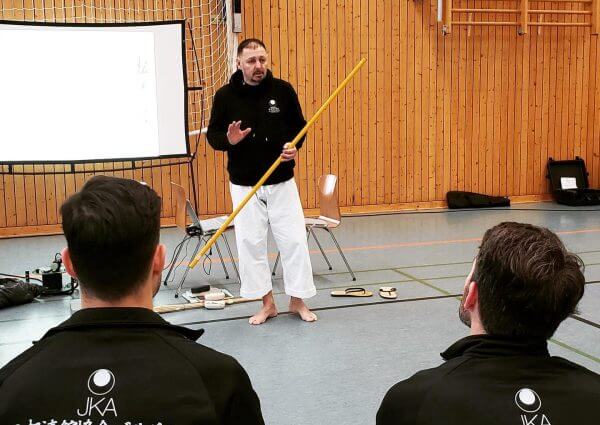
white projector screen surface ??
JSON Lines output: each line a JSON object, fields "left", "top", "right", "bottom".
{"left": 0, "top": 22, "right": 188, "bottom": 162}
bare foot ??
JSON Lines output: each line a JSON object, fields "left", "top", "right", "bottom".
{"left": 289, "top": 297, "right": 317, "bottom": 322}
{"left": 249, "top": 292, "right": 278, "bottom": 325}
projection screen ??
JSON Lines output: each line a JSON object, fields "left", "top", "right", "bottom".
{"left": 0, "top": 21, "right": 189, "bottom": 163}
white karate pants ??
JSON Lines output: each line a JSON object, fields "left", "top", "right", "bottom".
{"left": 229, "top": 178, "right": 316, "bottom": 299}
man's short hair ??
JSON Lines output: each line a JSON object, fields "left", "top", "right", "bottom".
{"left": 60, "top": 176, "right": 161, "bottom": 300}
{"left": 474, "top": 222, "right": 585, "bottom": 339}
{"left": 237, "top": 38, "right": 267, "bottom": 56}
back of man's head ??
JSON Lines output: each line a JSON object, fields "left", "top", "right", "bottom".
{"left": 60, "top": 176, "right": 161, "bottom": 301}
{"left": 474, "top": 221, "right": 584, "bottom": 339}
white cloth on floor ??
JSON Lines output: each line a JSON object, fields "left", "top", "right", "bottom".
{"left": 230, "top": 178, "right": 316, "bottom": 299}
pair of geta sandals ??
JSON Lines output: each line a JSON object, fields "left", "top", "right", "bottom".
{"left": 330, "top": 286, "right": 397, "bottom": 299}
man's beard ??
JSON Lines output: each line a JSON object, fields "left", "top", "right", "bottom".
{"left": 458, "top": 285, "right": 471, "bottom": 327}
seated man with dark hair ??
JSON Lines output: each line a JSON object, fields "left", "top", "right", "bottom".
{"left": 0, "top": 176, "right": 264, "bottom": 425}
{"left": 377, "top": 221, "right": 600, "bottom": 425}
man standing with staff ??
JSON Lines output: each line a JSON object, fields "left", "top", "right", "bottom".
{"left": 207, "top": 38, "right": 317, "bottom": 325}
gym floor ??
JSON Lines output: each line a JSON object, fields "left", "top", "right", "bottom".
{"left": 1, "top": 202, "right": 599, "bottom": 425}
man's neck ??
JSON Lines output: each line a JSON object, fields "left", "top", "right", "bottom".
{"left": 81, "top": 289, "right": 153, "bottom": 310}
{"left": 469, "top": 317, "right": 486, "bottom": 336}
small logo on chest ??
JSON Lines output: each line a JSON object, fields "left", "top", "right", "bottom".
{"left": 268, "top": 99, "right": 280, "bottom": 114}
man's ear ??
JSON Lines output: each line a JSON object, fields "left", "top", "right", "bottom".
{"left": 152, "top": 244, "right": 166, "bottom": 274}
{"left": 463, "top": 280, "right": 479, "bottom": 310}
{"left": 236, "top": 57, "right": 241, "bottom": 69}
{"left": 61, "top": 247, "right": 78, "bottom": 279}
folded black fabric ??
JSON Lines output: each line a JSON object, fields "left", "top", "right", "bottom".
{"left": 0, "top": 278, "right": 44, "bottom": 309}
{"left": 446, "top": 191, "right": 510, "bottom": 209}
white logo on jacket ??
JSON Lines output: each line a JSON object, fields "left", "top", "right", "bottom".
{"left": 514, "top": 388, "right": 552, "bottom": 425}
{"left": 77, "top": 369, "right": 118, "bottom": 417}
{"left": 268, "top": 99, "right": 280, "bottom": 113}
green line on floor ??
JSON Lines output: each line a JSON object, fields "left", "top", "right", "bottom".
{"left": 549, "top": 338, "right": 600, "bottom": 364}
{"left": 393, "top": 269, "right": 459, "bottom": 298}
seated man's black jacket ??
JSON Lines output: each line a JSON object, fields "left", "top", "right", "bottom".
{"left": 0, "top": 307, "right": 264, "bottom": 425}
{"left": 377, "top": 334, "right": 600, "bottom": 425}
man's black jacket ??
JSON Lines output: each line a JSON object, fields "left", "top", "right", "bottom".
{"left": 207, "top": 69, "right": 306, "bottom": 186}
{"left": 0, "top": 307, "right": 264, "bottom": 425}
{"left": 377, "top": 334, "right": 600, "bottom": 424}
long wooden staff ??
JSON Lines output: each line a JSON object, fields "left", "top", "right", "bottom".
{"left": 154, "top": 297, "right": 260, "bottom": 314}
{"left": 189, "top": 57, "right": 366, "bottom": 268}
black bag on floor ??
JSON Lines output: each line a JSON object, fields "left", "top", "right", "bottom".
{"left": 0, "top": 278, "right": 44, "bottom": 309}
{"left": 547, "top": 157, "right": 600, "bottom": 206}
{"left": 446, "top": 191, "right": 510, "bottom": 209}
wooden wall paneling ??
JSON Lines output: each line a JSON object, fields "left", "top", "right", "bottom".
{"left": 532, "top": 21, "right": 541, "bottom": 194}
{"left": 492, "top": 23, "right": 502, "bottom": 195}
{"left": 560, "top": 12, "right": 571, "bottom": 162}
{"left": 513, "top": 15, "right": 523, "bottom": 197}
{"left": 3, "top": 169, "right": 16, "bottom": 228}
{"left": 376, "top": 0, "right": 385, "bottom": 205}
{"left": 422, "top": 0, "right": 432, "bottom": 201}
{"left": 390, "top": 0, "right": 400, "bottom": 204}
{"left": 278, "top": 0, "right": 288, "bottom": 79}
{"left": 285, "top": 0, "right": 300, "bottom": 203}
{"left": 270, "top": 0, "right": 280, "bottom": 79}
{"left": 479, "top": 19, "right": 488, "bottom": 195}
{"left": 427, "top": 0, "right": 437, "bottom": 201}
{"left": 549, "top": 5, "right": 561, "bottom": 176}
{"left": 484, "top": 23, "right": 493, "bottom": 195}
{"left": 457, "top": 13, "right": 466, "bottom": 193}
{"left": 494, "top": 6, "right": 508, "bottom": 194}
{"left": 336, "top": 0, "right": 347, "bottom": 205}
{"left": 294, "top": 0, "right": 308, "bottom": 206}
{"left": 443, "top": 1, "right": 451, "bottom": 199}
{"left": 507, "top": 11, "right": 518, "bottom": 197}
{"left": 500, "top": 5, "right": 510, "bottom": 196}
{"left": 435, "top": 0, "right": 445, "bottom": 200}
{"left": 359, "top": 0, "right": 368, "bottom": 205}
{"left": 1, "top": 0, "right": 17, "bottom": 228}
{"left": 399, "top": 0, "right": 408, "bottom": 203}
{"left": 321, "top": 0, "right": 330, "bottom": 197}
{"left": 261, "top": 0, "right": 271, "bottom": 52}
{"left": 253, "top": 0, "right": 262, "bottom": 41}
{"left": 586, "top": 25, "right": 598, "bottom": 187}
{"left": 573, "top": 15, "right": 584, "bottom": 162}
{"left": 406, "top": 0, "right": 415, "bottom": 204}
{"left": 525, "top": 25, "right": 534, "bottom": 195}
{"left": 450, "top": 22, "right": 459, "bottom": 194}
{"left": 367, "top": 0, "right": 376, "bottom": 205}
{"left": 510, "top": 0, "right": 520, "bottom": 195}
{"left": 331, "top": 0, "right": 341, "bottom": 204}
{"left": 568, "top": 20, "right": 577, "bottom": 164}
{"left": 540, "top": 16, "right": 556, "bottom": 193}
{"left": 309, "top": 0, "right": 320, "bottom": 210}
{"left": 343, "top": 0, "right": 353, "bottom": 206}
{"left": 464, "top": 5, "right": 473, "bottom": 194}
{"left": 352, "top": 0, "right": 361, "bottom": 206}
{"left": 467, "top": 2, "right": 482, "bottom": 192}
{"left": 575, "top": 0, "right": 584, "bottom": 165}
{"left": 414, "top": 0, "right": 424, "bottom": 201}
{"left": 581, "top": 12, "right": 591, "bottom": 168}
